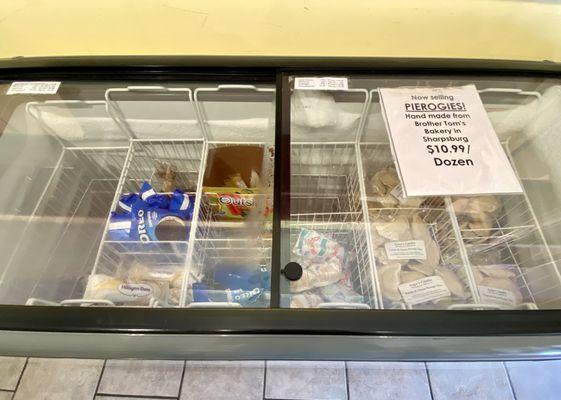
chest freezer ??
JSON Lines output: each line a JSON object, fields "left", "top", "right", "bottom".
{"left": 1, "top": 67, "right": 561, "bottom": 360}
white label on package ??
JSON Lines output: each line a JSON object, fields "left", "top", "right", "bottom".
{"left": 478, "top": 285, "right": 517, "bottom": 309}
{"left": 7, "top": 81, "right": 60, "bottom": 95}
{"left": 389, "top": 184, "right": 406, "bottom": 203}
{"left": 378, "top": 85, "right": 523, "bottom": 197}
{"left": 398, "top": 276, "right": 451, "bottom": 306}
{"left": 118, "top": 283, "right": 153, "bottom": 298}
{"left": 385, "top": 240, "right": 426, "bottom": 260}
{"left": 294, "top": 77, "right": 348, "bottom": 91}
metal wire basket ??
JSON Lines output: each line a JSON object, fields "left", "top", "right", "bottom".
{"left": 287, "top": 142, "right": 377, "bottom": 309}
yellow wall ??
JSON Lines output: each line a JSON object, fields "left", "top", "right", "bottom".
{"left": 0, "top": 0, "right": 560, "bottom": 63}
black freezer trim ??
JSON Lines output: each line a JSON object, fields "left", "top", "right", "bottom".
{"left": 270, "top": 73, "right": 288, "bottom": 307}
{"left": 1, "top": 306, "right": 561, "bottom": 336}
{"left": 0, "top": 56, "right": 560, "bottom": 74}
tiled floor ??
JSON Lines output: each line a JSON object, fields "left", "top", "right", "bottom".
{"left": 0, "top": 357, "right": 559, "bottom": 399}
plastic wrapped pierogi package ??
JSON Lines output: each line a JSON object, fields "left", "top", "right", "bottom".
{"left": 366, "top": 166, "right": 472, "bottom": 309}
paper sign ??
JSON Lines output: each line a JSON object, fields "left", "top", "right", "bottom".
{"left": 478, "top": 285, "right": 517, "bottom": 309}
{"left": 385, "top": 240, "right": 426, "bottom": 260}
{"left": 379, "top": 85, "right": 523, "bottom": 197}
{"left": 398, "top": 276, "right": 451, "bottom": 306}
{"left": 7, "top": 81, "right": 60, "bottom": 95}
{"left": 294, "top": 77, "right": 348, "bottom": 91}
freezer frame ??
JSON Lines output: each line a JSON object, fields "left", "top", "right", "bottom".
{"left": 1, "top": 64, "right": 561, "bottom": 360}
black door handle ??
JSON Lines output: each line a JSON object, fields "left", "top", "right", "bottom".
{"left": 281, "top": 262, "right": 303, "bottom": 281}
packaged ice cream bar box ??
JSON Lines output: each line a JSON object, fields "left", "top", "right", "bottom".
{"left": 204, "top": 187, "right": 272, "bottom": 220}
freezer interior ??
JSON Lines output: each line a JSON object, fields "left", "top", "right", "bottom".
{"left": 282, "top": 76, "right": 561, "bottom": 310}
{"left": 0, "top": 82, "right": 275, "bottom": 307}
{"left": 1, "top": 75, "right": 561, "bottom": 311}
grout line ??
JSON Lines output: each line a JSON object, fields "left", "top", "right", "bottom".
{"left": 176, "top": 360, "right": 187, "bottom": 400}
{"left": 0, "top": 388, "right": 14, "bottom": 400}
{"left": 95, "top": 394, "right": 177, "bottom": 399}
{"left": 344, "top": 361, "right": 351, "bottom": 400}
{"left": 502, "top": 362, "right": 518, "bottom": 400}
{"left": 11, "top": 357, "right": 29, "bottom": 398}
{"left": 262, "top": 360, "right": 268, "bottom": 400}
{"left": 424, "top": 362, "right": 436, "bottom": 400}
{"left": 92, "top": 359, "right": 107, "bottom": 399}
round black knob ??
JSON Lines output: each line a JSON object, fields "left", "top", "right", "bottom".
{"left": 282, "top": 262, "right": 303, "bottom": 281}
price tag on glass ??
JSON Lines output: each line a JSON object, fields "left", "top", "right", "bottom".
{"left": 294, "top": 77, "right": 348, "bottom": 91}
{"left": 379, "top": 85, "right": 523, "bottom": 197}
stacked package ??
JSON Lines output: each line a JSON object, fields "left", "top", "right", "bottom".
{"left": 289, "top": 229, "right": 364, "bottom": 308}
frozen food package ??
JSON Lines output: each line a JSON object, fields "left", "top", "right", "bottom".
{"left": 379, "top": 263, "right": 402, "bottom": 302}
{"left": 290, "top": 291, "right": 324, "bottom": 308}
{"left": 337, "top": 259, "right": 353, "bottom": 288}
{"left": 191, "top": 264, "right": 270, "bottom": 307}
{"left": 192, "top": 283, "right": 269, "bottom": 307}
{"left": 369, "top": 167, "right": 400, "bottom": 197}
{"left": 290, "top": 259, "right": 343, "bottom": 293}
{"left": 291, "top": 90, "right": 338, "bottom": 128}
{"left": 293, "top": 228, "right": 347, "bottom": 264}
{"left": 367, "top": 167, "right": 427, "bottom": 209}
{"left": 224, "top": 173, "right": 248, "bottom": 189}
{"left": 107, "top": 213, "right": 132, "bottom": 241}
{"left": 204, "top": 188, "right": 272, "bottom": 220}
{"left": 213, "top": 264, "right": 270, "bottom": 292}
{"left": 154, "top": 162, "right": 179, "bottom": 192}
{"left": 370, "top": 212, "right": 440, "bottom": 274}
{"left": 473, "top": 264, "right": 523, "bottom": 308}
{"left": 117, "top": 192, "right": 140, "bottom": 213}
{"left": 169, "top": 189, "right": 196, "bottom": 220}
{"left": 373, "top": 215, "right": 412, "bottom": 242}
{"left": 202, "top": 145, "right": 273, "bottom": 222}
{"left": 452, "top": 196, "right": 501, "bottom": 242}
{"left": 319, "top": 283, "right": 364, "bottom": 304}
{"left": 250, "top": 169, "right": 261, "bottom": 187}
{"left": 127, "top": 263, "right": 184, "bottom": 287}
{"left": 107, "top": 181, "right": 194, "bottom": 242}
{"left": 408, "top": 213, "right": 440, "bottom": 276}
{"left": 290, "top": 229, "right": 350, "bottom": 293}
{"left": 83, "top": 274, "right": 169, "bottom": 306}
{"left": 169, "top": 288, "right": 182, "bottom": 305}
{"left": 435, "top": 267, "right": 467, "bottom": 299}
{"left": 378, "top": 262, "right": 469, "bottom": 308}
{"left": 372, "top": 210, "right": 465, "bottom": 308}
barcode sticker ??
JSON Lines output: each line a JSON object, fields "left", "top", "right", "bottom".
{"left": 478, "top": 285, "right": 517, "bottom": 309}
{"left": 294, "top": 77, "right": 348, "bottom": 91}
{"left": 389, "top": 184, "right": 406, "bottom": 203}
{"left": 385, "top": 240, "right": 427, "bottom": 260}
{"left": 398, "top": 276, "right": 450, "bottom": 306}
{"left": 7, "top": 81, "right": 60, "bottom": 95}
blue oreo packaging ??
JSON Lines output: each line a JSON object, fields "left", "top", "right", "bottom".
{"left": 213, "top": 264, "right": 270, "bottom": 292}
{"left": 107, "top": 212, "right": 131, "bottom": 241}
{"left": 192, "top": 283, "right": 269, "bottom": 307}
{"left": 192, "top": 264, "right": 271, "bottom": 307}
{"left": 139, "top": 181, "right": 171, "bottom": 209}
{"left": 108, "top": 181, "right": 195, "bottom": 242}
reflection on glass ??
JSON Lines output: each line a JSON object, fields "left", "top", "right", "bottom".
{"left": 283, "top": 76, "right": 561, "bottom": 310}
{"left": 0, "top": 82, "right": 275, "bottom": 307}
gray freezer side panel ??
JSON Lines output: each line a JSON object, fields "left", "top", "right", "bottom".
{"left": 0, "top": 331, "right": 560, "bottom": 361}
